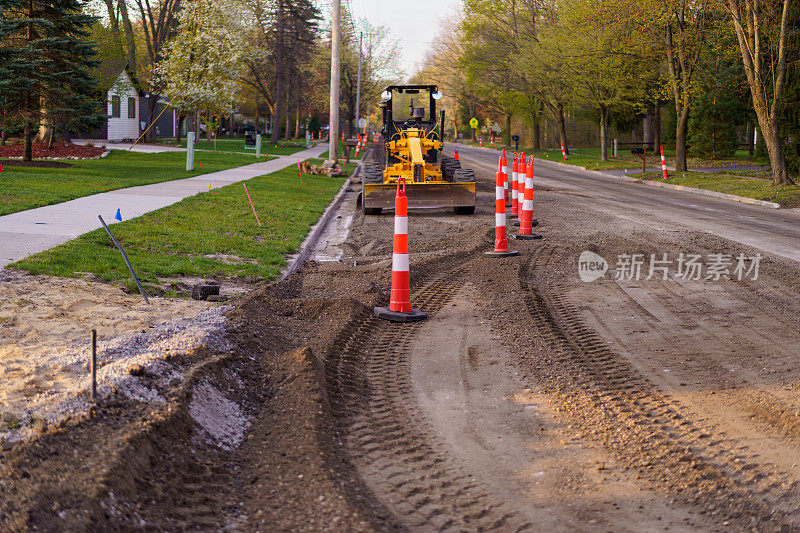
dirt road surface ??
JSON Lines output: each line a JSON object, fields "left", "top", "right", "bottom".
{"left": 2, "top": 145, "right": 800, "bottom": 531}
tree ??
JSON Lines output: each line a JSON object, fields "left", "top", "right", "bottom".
{"left": 725, "top": 0, "right": 795, "bottom": 184}
{"left": 240, "top": 0, "right": 320, "bottom": 140}
{"left": 659, "top": 0, "right": 713, "bottom": 171}
{"left": 130, "top": 0, "right": 182, "bottom": 139}
{"left": 154, "top": 0, "right": 244, "bottom": 139}
{"left": 0, "top": 0, "right": 105, "bottom": 161}
{"left": 688, "top": 29, "right": 749, "bottom": 158}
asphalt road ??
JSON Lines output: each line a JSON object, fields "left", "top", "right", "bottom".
{"left": 452, "top": 144, "right": 800, "bottom": 263}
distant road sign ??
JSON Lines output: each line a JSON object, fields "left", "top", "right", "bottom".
{"left": 358, "top": 118, "right": 367, "bottom": 129}
{"left": 469, "top": 117, "right": 478, "bottom": 129}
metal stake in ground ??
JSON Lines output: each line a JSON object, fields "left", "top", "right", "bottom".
{"left": 374, "top": 179, "right": 427, "bottom": 323}
{"left": 91, "top": 329, "right": 97, "bottom": 399}
{"left": 486, "top": 155, "right": 519, "bottom": 257}
{"left": 98, "top": 215, "right": 151, "bottom": 304}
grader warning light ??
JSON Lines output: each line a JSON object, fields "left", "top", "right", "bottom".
{"left": 361, "top": 85, "right": 476, "bottom": 215}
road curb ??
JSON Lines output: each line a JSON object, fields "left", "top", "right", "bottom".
{"left": 281, "top": 151, "right": 366, "bottom": 280}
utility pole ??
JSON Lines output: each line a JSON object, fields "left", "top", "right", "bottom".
{"left": 355, "top": 31, "right": 363, "bottom": 136}
{"left": 328, "top": 0, "right": 341, "bottom": 164}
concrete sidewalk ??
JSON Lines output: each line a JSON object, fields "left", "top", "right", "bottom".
{"left": 0, "top": 143, "right": 328, "bottom": 267}
{"left": 72, "top": 139, "right": 187, "bottom": 153}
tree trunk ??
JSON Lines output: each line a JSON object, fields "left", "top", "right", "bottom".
{"left": 145, "top": 97, "right": 158, "bottom": 141}
{"left": 23, "top": 122, "right": 33, "bottom": 162}
{"left": 557, "top": 103, "right": 569, "bottom": 154}
{"left": 117, "top": 0, "right": 137, "bottom": 69}
{"left": 194, "top": 109, "right": 200, "bottom": 140}
{"left": 745, "top": 120, "right": 753, "bottom": 157}
{"left": 48, "top": 127, "right": 54, "bottom": 149}
{"left": 176, "top": 114, "right": 184, "bottom": 143}
{"left": 760, "top": 118, "right": 791, "bottom": 184}
{"left": 653, "top": 102, "right": 661, "bottom": 154}
{"left": 505, "top": 114, "right": 512, "bottom": 147}
{"left": 284, "top": 82, "right": 291, "bottom": 139}
{"left": 599, "top": 105, "right": 608, "bottom": 161}
{"left": 207, "top": 110, "right": 212, "bottom": 147}
{"left": 294, "top": 99, "right": 300, "bottom": 139}
{"left": 102, "top": 0, "right": 123, "bottom": 55}
{"left": 675, "top": 106, "right": 689, "bottom": 171}
{"left": 272, "top": 0, "right": 285, "bottom": 143}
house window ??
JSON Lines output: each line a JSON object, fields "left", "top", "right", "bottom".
{"left": 111, "top": 95, "right": 120, "bottom": 118}
{"left": 128, "top": 97, "right": 136, "bottom": 119}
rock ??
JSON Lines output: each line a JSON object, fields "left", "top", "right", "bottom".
{"left": 128, "top": 364, "right": 146, "bottom": 377}
{"left": 191, "top": 283, "right": 220, "bottom": 300}
{"left": 33, "top": 418, "right": 48, "bottom": 434}
{"left": 1, "top": 412, "right": 20, "bottom": 428}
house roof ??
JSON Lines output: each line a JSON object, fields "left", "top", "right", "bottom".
{"left": 96, "top": 60, "right": 145, "bottom": 96}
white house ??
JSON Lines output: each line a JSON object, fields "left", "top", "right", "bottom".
{"left": 106, "top": 68, "right": 142, "bottom": 141}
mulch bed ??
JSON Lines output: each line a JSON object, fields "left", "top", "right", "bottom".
{"left": 0, "top": 141, "right": 105, "bottom": 160}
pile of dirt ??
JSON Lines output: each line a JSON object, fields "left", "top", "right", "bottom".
{"left": 0, "top": 141, "right": 105, "bottom": 160}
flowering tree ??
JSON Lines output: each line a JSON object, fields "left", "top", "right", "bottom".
{"left": 154, "top": 0, "right": 244, "bottom": 140}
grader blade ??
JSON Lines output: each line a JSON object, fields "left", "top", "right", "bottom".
{"left": 363, "top": 182, "right": 476, "bottom": 210}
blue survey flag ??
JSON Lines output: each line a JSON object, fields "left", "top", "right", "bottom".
{"left": 115, "top": 208, "right": 122, "bottom": 221}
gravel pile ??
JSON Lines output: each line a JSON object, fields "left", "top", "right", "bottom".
{"left": 1, "top": 306, "right": 233, "bottom": 443}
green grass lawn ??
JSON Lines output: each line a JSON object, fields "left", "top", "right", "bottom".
{"left": 178, "top": 137, "right": 313, "bottom": 156}
{"left": 0, "top": 150, "right": 271, "bottom": 216}
{"left": 632, "top": 170, "right": 800, "bottom": 207}
{"left": 454, "top": 140, "right": 769, "bottom": 169}
{"left": 11, "top": 158, "right": 355, "bottom": 291}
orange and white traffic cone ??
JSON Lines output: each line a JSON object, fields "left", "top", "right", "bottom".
{"left": 510, "top": 153, "right": 519, "bottom": 218}
{"left": 355, "top": 136, "right": 361, "bottom": 158}
{"left": 486, "top": 156, "right": 519, "bottom": 257}
{"left": 502, "top": 149, "right": 510, "bottom": 205}
{"left": 515, "top": 156, "right": 542, "bottom": 240}
{"left": 560, "top": 141, "right": 567, "bottom": 161}
{"left": 660, "top": 146, "right": 670, "bottom": 179}
{"left": 479, "top": 138, "right": 483, "bottom": 147}
{"left": 375, "top": 179, "right": 427, "bottom": 322}
{"left": 454, "top": 146, "right": 459, "bottom": 160}
{"left": 512, "top": 153, "right": 526, "bottom": 226}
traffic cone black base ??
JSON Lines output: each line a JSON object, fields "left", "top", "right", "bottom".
{"left": 485, "top": 250, "right": 520, "bottom": 257}
{"left": 374, "top": 307, "right": 427, "bottom": 322}
{"left": 514, "top": 234, "right": 543, "bottom": 240}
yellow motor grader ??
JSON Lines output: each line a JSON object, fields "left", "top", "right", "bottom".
{"left": 361, "top": 85, "right": 476, "bottom": 215}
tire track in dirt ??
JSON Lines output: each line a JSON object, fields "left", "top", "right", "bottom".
{"left": 516, "top": 244, "right": 800, "bottom": 530}
{"left": 324, "top": 258, "right": 532, "bottom": 531}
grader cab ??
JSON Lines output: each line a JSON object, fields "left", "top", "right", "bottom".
{"left": 361, "top": 85, "right": 476, "bottom": 215}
